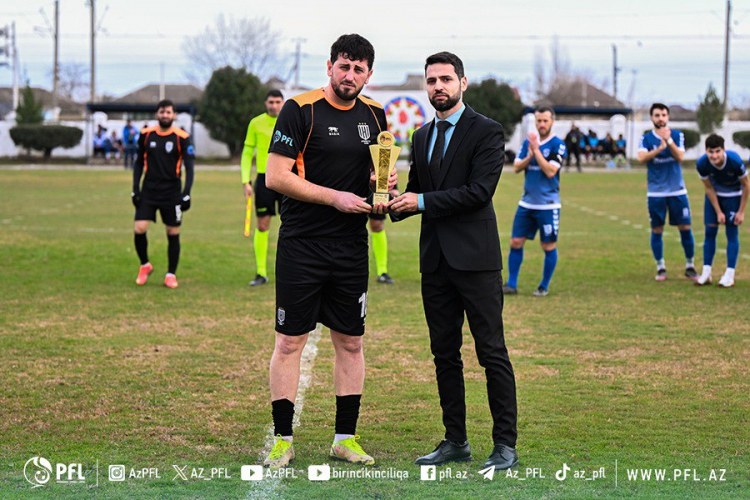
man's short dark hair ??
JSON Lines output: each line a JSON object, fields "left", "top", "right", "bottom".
{"left": 535, "top": 106, "right": 556, "bottom": 119}
{"left": 266, "top": 89, "right": 283, "bottom": 100}
{"left": 330, "top": 34, "right": 375, "bottom": 69}
{"left": 157, "top": 99, "right": 174, "bottom": 111}
{"left": 650, "top": 102, "right": 669, "bottom": 115}
{"left": 424, "top": 51, "right": 464, "bottom": 79}
{"left": 705, "top": 133, "right": 725, "bottom": 150}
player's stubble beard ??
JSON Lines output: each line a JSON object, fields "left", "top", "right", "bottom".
{"left": 430, "top": 89, "right": 462, "bottom": 112}
{"left": 158, "top": 118, "right": 174, "bottom": 129}
{"left": 332, "top": 79, "right": 364, "bottom": 102}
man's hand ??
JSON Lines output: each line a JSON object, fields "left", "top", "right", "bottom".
{"left": 369, "top": 168, "right": 399, "bottom": 192}
{"left": 131, "top": 191, "right": 141, "bottom": 208}
{"left": 528, "top": 130, "right": 540, "bottom": 152}
{"left": 244, "top": 183, "right": 254, "bottom": 199}
{"left": 331, "top": 192, "right": 372, "bottom": 213}
{"left": 388, "top": 192, "right": 419, "bottom": 213}
{"left": 181, "top": 194, "right": 191, "bottom": 212}
{"left": 656, "top": 139, "right": 668, "bottom": 152}
{"left": 655, "top": 127, "right": 672, "bottom": 140}
{"left": 717, "top": 212, "right": 726, "bottom": 225}
{"left": 733, "top": 211, "right": 743, "bottom": 225}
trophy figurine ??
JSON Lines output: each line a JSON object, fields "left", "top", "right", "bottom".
{"left": 369, "top": 131, "right": 401, "bottom": 206}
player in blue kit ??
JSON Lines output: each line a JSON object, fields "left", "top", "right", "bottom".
{"left": 637, "top": 103, "right": 697, "bottom": 282}
{"left": 503, "top": 107, "right": 566, "bottom": 297}
{"left": 694, "top": 134, "right": 749, "bottom": 287}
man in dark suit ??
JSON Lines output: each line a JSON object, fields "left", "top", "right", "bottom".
{"left": 389, "top": 51, "right": 518, "bottom": 470}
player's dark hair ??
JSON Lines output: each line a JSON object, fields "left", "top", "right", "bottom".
{"left": 535, "top": 106, "right": 556, "bottom": 119}
{"left": 157, "top": 99, "right": 175, "bottom": 111}
{"left": 425, "top": 51, "right": 464, "bottom": 79}
{"left": 330, "top": 34, "right": 375, "bottom": 69}
{"left": 705, "top": 133, "right": 725, "bottom": 150}
{"left": 266, "top": 89, "right": 283, "bottom": 100}
{"left": 650, "top": 102, "right": 669, "bottom": 115}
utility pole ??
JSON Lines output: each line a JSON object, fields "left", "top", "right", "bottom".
{"left": 11, "top": 22, "right": 19, "bottom": 110}
{"left": 723, "top": 0, "right": 731, "bottom": 111}
{"left": 52, "top": 0, "right": 59, "bottom": 110}
{"left": 292, "top": 38, "right": 305, "bottom": 89}
{"left": 612, "top": 44, "right": 621, "bottom": 99}
{"left": 89, "top": 0, "right": 96, "bottom": 103}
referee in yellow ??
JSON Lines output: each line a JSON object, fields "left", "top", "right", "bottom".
{"left": 241, "top": 90, "right": 285, "bottom": 286}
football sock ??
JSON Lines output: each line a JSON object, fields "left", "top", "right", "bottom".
{"left": 371, "top": 230, "right": 388, "bottom": 275}
{"left": 272, "top": 398, "right": 295, "bottom": 437}
{"left": 335, "top": 394, "right": 361, "bottom": 436}
{"left": 134, "top": 232, "right": 149, "bottom": 265}
{"left": 167, "top": 234, "right": 180, "bottom": 274}
{"left": 703, "top": 225, "right": 718, "bottom": 267}
{"left": 254, "top": 229, "right": 269, "bottom": 277}
{"left": 540, "top": 248, "right": 558, "bottom": 290}
{"left": 650, "top": 232, "right": 663, "bottom": 262}
{"left": 726, "top": 224, "right": 739, "bottom": 269}
{"left": 680, "top": 229, "right": 695, "bottom": 261}
{"left": 507, "top": 247, "right": 523, "bottom": 288}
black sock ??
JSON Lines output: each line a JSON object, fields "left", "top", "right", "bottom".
{"left": 134, "top": 232, "right": 148, "bottom": 265}
{"left": 167, "top": 234, "right": 180, "bottom": 274}
{"left": 272, "top": 398, "right": 295, "bottom": 436}
{"left": 335, "top": 394, "right": 362, "bottom": 435}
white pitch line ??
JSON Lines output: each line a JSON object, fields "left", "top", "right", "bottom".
{"left": 247, "top": 324, "right": 323, "bottom": 499}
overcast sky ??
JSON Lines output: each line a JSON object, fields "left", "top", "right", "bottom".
{"left": 3, "top": 0, "right": 750, "bottom": 107}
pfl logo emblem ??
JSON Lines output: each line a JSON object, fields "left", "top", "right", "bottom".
{"left": 277, "top": 307, "right": 286, "bottom": 326}
{"left": 24, "top": 457, "right": 53, "bottom": 488}
{"left": 273, "top": 130, "right": 294, "bottom": 147}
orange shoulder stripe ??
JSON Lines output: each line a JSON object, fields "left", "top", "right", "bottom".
{"left": 291, "top": 88, "right": 325, "bottom": 107}
{"left": 358, "top": 94, "right": 383, "bottom": 109}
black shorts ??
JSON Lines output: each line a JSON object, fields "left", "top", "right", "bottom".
{"left": 255, "top": 174, "right": 283, "bottom": 217}
{"left": 368, "top": 212, "right": 385, "bottom": 221}
{"left": 275, "top": 238, "right": 369, "bottom": 336}
{"left": 135, "top": 198, "right": 183, "bottom": 226}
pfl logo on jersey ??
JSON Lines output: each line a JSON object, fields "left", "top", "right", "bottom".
{"left": 24, "top": 456, "right": 87, "bottom": 488}
{"left": 273, "top": 130, "right": 294, "bottom": 147}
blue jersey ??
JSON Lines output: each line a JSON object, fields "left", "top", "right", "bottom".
{"left": 517, "top": 136, "right": 566, "bottom": 209}
{"left": 638, "top": 129, "right": 686, "bottom": 197}
{"left": 696, "top": 150, "right": 747, "bottom": 197}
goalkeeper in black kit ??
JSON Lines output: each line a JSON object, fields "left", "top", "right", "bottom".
{"left": 131, "top": 99, "right": 195, "bottom": 289}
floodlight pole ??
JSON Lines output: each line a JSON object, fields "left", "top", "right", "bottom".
{"left": 723, "top": 0, "right": 731, "bottom": 112}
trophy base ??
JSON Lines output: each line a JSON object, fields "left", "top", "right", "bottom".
{"left": 373, "top": 192, "right": 390, "bottom": 206}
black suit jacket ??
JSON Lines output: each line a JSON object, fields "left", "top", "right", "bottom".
{"left": 398, "top": 105, "right": 504, "bottom": 274}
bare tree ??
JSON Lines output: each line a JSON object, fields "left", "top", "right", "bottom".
{"left": 58, "top": 63, "right": 89, "bottom": 102}
{"left": 182, "top": 15, "right": 281, "bottom": 84}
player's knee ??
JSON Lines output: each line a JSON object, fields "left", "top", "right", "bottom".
{"left": 541, "top": 242, "right": 556, "bottom": 252}
{"left": 334, "top": 336, "right": 363, "bottom": 355}
{"left": 677, "top": 224, "right": 691, "bottom": 231}
{"left": 510, "top": 238, "right": 525, "bottom": 249}
{"left": 652, "top": 227, "right": 664, "bottom": 234}
{"left": 257, "top": 216, "right": 271, "bottom": 232}
{"left": 166, "top": 226, "right": 180, "bottom": 236}
{"left": 134, "top": 221, "right": 149, "bottom": 234}
{"left": 369, "top": 219, "right": 384, "bottom": 232}
{"left": 275, "top": 334, "right": 307, "bottom": 356}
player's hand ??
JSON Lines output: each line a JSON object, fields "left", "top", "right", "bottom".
{"left": 656, "top": 127, "right": 671, "bottom": 140}
{"left": 181, "top": 194, "right": 191, "bottom": 212}
{"left": 332, "top": 192, "right": 372, "bottom": 213}
{"left": 131, "top": 191, "right": 141, "bottom": 208}
{"left": 388, "top": 192, "right": 419, "bottom": 213}
{"left": 733, "top": 211, "right": 743, "bottom": 225}
{"left": 372, "top": 201, "right": 389, "bottom": 215}
{"left": 657, "top": 139, "right": 668, "bottom": 152}
{"left": 244, "top": 183, "right": 254, "bottom": 199}
{"left": 387, "top": 168, "right": 398, "bottom": 191}
{"left": 528, "top": 131, "right": 540, "bottom": 151}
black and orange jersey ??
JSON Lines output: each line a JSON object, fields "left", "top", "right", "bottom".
{"left": 269, "top": 89, "right": 387, "bottom": 240}
{"left": 133, "top": 126, "right": 195, "bottom": 202}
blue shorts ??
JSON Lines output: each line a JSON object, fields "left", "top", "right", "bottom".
{"left": 705, "top": 195, "right": 741, "bottom": 226}
{"left": 511, "top": 206, "right": 560, "bottom": 242}
{"left": 647, "top": 194, "right": 691, "bottom": 228}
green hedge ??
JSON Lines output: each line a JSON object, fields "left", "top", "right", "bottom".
{"left": 732, "top": 131, "right": 750, "bottom": 149}
{"left": 682, "top": 129, "right": 700, "bottom": 150}
{"left": 10, "top": 124, "right": 83, "bottom": 159}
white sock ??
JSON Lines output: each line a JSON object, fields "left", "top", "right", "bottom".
{"left": 702, "top": 265, "right": 712, "bottom": 275}
{"left": 280, "top": 435, "right": 293, "bottom": 443}
{"left": 657, "top": 259, "right": 666, "bottom": 270}
{"left": 334, "top": 433, "right": 353, "bottom": 443}
{"left": 686, "top": 259, "right": 695, "bottom": 268}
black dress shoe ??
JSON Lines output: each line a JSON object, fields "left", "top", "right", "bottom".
{"left": 483, "top": 443, "right": 519, "bottom": 470}
{"left": 415, "top": 440, "right": 471, "bottom": 465}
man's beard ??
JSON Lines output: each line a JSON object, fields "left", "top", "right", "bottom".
{"left": 158, "top": 118, "right": 174, "bottom": 129}
{"left": 430, "top": 91, "right": 461, "bottom": 112}
{"left": 653, "top": 121, "right": 666, "bottom": 129}
{"left": 332, "top": 80, "right": 362, "bottom": 101}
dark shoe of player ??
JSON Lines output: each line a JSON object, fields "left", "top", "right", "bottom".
{"left": 684, "top": 266, "right": 698, "bottom": 281}
{"left": 377, "top": 273, "right": 394, "bottom": 284}
{"left": 415, "top": 440, "right": 471, "bottom": 466}
{"left": 532, "top": 286, "right": 549, "bottom": 297}
{"left": 655, "top": 268, "right": 667, "bottom": 282}
{"left": 483, "top": 444, "right": 519, "bottom": 471}
{"left": 502, "top": 284, "right": 518, "bottom": 295}
{"left": 249, "top": 274, "right": 269, "bottom": 287}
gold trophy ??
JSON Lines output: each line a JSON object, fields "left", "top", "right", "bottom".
{"left": 369, "top": 131, "right": 400, "bottom": 206}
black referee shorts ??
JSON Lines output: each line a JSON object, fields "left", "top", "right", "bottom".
{"left": 134, "top": 197, "right": 183, "bottom": 226}
{"left": 275, "top": 237, "right": 369, "bottom": 336}
{"left": 254, "top": 174, "right": 284, "bottom": 217}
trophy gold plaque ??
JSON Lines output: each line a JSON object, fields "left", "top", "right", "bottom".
{"left": 369, "top": 131, "right": 401, "bottom": 206}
